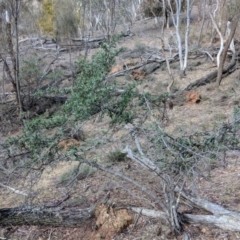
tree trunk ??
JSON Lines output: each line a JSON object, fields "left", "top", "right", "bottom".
{"left": 14, "top": 0, "right": 23, "bottom": 113}
{"left": 216, "top": 15, "right": 240, "bottom": 86}
{"left": 0, "top": 205, "right": 94, "bottom": 227}
{"left": 5, "top": 22, "right": 17, "bottom": 90}
{"left": 5, "top": 10, "right": 22, "bottom": 113}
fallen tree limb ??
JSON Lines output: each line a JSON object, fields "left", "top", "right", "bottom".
{"left": 86, "top": 158, "right": 167, "bottom": 212}
{"left": 177, "top": 188, "right": 230, "bottom": 215}
{"left": 107, "top": 54, "right": 179, "bottom": 78}
{"left": 184, "top": 58, "right": 237, "bottom": 91}
{"left": 0, "top": 205, "right": 94, "bottom": 227}
{"left": 0, "top": 192, "right": 112, "bottom": 227}
{"left": 71, "top": 36, "right": 107, "bottom": 43}
{"left": 183, "top": 214, "right": 240, "bottom": 232}
{"left": 129, "top": 201, "right": 240, "bottom": 232}
{"left": 2, "top": 200, "right": 240, "bottom": 232}
{"left": 129, "top": 206, "right": 167, "bottom": 220}
{"left": 0, "top": 183, "right": 28, "bottom": 196}
{"left": 178, "top": 188, "right": 240, "bottom": 231}
{"left": 71, "top": 30, "right": 132, "bottom": 43}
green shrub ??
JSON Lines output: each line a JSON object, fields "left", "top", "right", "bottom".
{"left": 65, "top": 38, "right": 136, "bottom": 124}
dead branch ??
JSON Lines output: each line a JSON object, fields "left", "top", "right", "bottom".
{"left": 107, "top": 54, "right": 179, "bottom": 78}
{"left": 0, "top": 205, "right": 94, "bottom": 227}
{"left": 71, "top": 36, "right": 107, "bottom": 43}
{"left": 177, "top": 188, "right": 240, "bottom": 231}
{"left": 184, "top": 57, "right": 237, "bottom": 91}
{"left": 129, "top": 204, "right": 240, "bottom": 232}
{"left": 201, "top": 50, "right": 214, "bottom": 62}
{"left": 0, "top": 183, "right": 28, "bottom": 196}
{"left": 129, "top": 206, "right": 167, "bottom": 220}
{"left": 38, "top": 55, "right": 59, "bottom": 82}
{"left": 183, "top": 214, "right": 240, "bottom": 232}
{"left": 78, "top": 156, "right": 167, "bottom": 212}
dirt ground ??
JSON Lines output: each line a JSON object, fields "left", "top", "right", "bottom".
{"left": 1, "top": 4, "right": 240, "bottom": 240}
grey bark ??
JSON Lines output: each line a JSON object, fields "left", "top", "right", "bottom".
{"left": 0, "top": 205, "right": 94, "bottom": 227}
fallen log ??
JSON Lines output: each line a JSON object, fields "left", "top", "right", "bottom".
{"left": 129, "top": 188, "right": 240, "bottom": 232}
{"left": 0, "top": 205, "right": 94, "bottom": 227}
{"left": 2, "top": 197, "right": 240, "bottom": 232}
{"left": 183, "top": 214, "right": 240, "bottom": 232}
{"left": 2, "top": 200, "right": 240, "bottom": 232}
{"left": 71, "top": 30, "right": 132, "bottom": 43}
{"left": 71, "top": 36, "right": 107, "bottom": 43}
{"left": 107, "top": 54, "right": 179, "bottom": 78}
{"left": 178, "top": 188, "right": 240, "bottom": 232}
{"left": 129, "top": 205, "right": 240, "bottom": 232}
{"left": 184, "top": 58, "right": 237, "bottom": 91}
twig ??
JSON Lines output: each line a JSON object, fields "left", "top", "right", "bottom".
{"left": 43, "top": 56, "right": 59, "bottom": 73}
{"left": 0, "top": 182, "right": 28, "bottom": 196}
{"left": 130, "top": 209, "right": 142, "bottom": 233}
{"left": 202, "top": 50, "right": 214, "bottom": 62}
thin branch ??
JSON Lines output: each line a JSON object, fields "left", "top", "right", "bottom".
{"left": 78, "top": 156, "right": 168, "bottom": 212}
{"left": 0, "top": 182, "right": 28, "bottom": 196}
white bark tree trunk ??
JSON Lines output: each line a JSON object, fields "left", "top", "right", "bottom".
{"left": 168, "top": 0, "right": 192, "bottom": 75}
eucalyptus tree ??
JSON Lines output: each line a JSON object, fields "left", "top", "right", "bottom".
{"left": 209, "top": 0, "right": 240, "bottom": 85}
{"left": 166, "top": 0, "right": 192, "bottom": 76}
{"left": 0, "top": 0, "right": 23, "bottom": 112}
